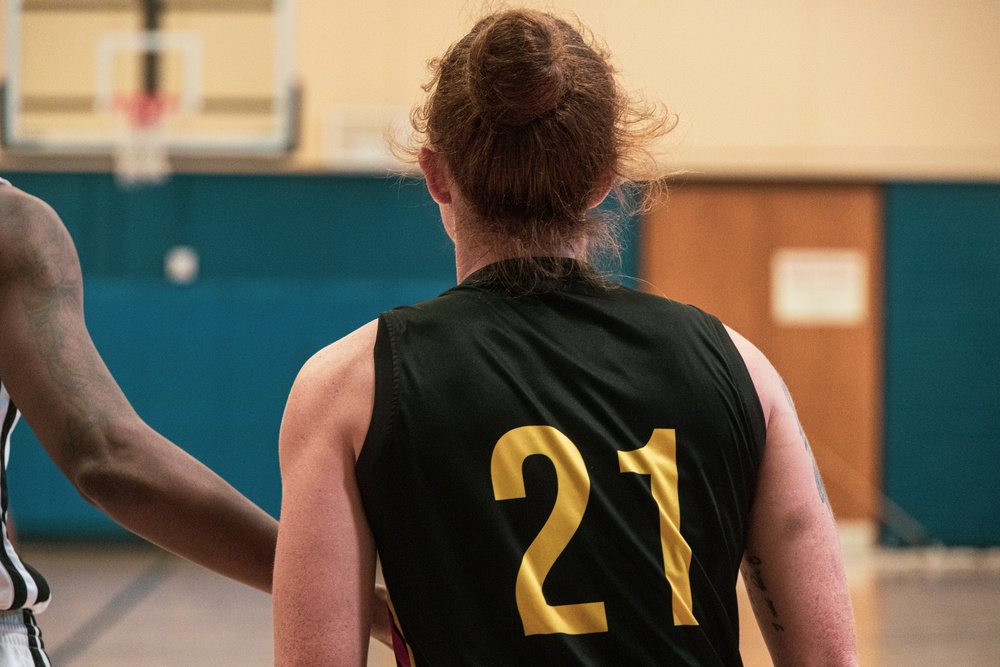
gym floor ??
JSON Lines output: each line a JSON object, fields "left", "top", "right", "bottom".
{"left": 19, "top": 523, "right": 1000, "bottom": 666}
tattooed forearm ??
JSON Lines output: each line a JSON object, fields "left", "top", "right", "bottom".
{"left": 743, "top": 555, "right": 785, "bottom": 634}
{"left": 779, "top": 380, "right": 832, "bottom": 510}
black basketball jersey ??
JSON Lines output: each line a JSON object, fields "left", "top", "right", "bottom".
{"left": 357, "top": 260, "right": 766, "bottom": 666}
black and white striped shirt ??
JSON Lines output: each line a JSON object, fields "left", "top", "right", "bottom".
{"left": 0, "top": 382, "right": 51, "bottom": 612}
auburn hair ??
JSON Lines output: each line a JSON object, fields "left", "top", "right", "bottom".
{"left": 406, "top": 8, "right": 673, "bottom": 280}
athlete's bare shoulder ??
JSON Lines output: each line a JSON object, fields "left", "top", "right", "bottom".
{"left": 724, "top": 324, "right": 783, "bottom": 428}
{"left": 0, "top": 184, "right": 80, "bottom": 288}
{"left": 283, "top": 320, "right": 379, "bottom": 461}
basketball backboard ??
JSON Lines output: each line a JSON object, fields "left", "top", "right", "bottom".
{"left": 2, "top": 0, "right": 297, "bottom": 159}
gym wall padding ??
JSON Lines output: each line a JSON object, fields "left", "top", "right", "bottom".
{"left": 883, "top": 183, "right": 1000, "bottom": 547}
{"left": 9, "top": 172, "right": 997, "bottom": 546}
{"left": 5, "top": 172, "right": 640, "bottom": 538}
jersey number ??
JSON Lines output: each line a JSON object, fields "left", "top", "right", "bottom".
{"left": 491, "top": 426, "right": 698, "bottom": 636}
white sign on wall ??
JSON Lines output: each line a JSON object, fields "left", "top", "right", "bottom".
{"left": 771, "top": 248, "right": 869, "bottom": 326}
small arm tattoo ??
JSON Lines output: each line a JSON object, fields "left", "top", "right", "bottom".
{"left": 744, "top": 555, "right": 785, "bottom": 633}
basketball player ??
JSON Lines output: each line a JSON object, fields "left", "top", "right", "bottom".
{"left": 0, "top": 177, "right": 279, "bottom": 665}
{"left": 273, "top": 8, "right": 858, "bottom": 666}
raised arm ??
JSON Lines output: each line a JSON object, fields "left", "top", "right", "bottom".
{"left": 0, "top": 187, "right": 277, "bottom": 592}
{"left": 273, "top": 321, "right": 379, "bottom": 666}
{"left": 727, "top": 327, "right": 858, "bottom": 666}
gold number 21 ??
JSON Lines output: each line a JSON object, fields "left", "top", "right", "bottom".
{"left": 491, "top": 426, "right": 698, "bottom": 636}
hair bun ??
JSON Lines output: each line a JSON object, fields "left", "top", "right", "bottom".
{"left": 467, "top": 11, "right": 569, "bottom": 127}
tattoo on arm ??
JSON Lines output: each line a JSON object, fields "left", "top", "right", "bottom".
{"left": 743, "top": 555, "right": 784, "bottom": 633}
{"left": 10, "top": 211, "right": 125, "bottom": 458}
{"left": 779, "top": 380, "right": 831, "bottom": 510}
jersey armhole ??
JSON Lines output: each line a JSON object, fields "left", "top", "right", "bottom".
{"left": 707, "top": 317, "right": 768, "bottom": 463}
{"left": 356, "top": 314, "right": 396, "bottom": 474}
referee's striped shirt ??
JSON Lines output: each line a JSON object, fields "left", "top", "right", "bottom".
{"left": 0, "top": 366, "right": 53, "bottom": 611}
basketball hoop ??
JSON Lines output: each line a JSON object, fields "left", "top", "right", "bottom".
{"left": 112, "top": 92, "right": 176, "bottom": 187}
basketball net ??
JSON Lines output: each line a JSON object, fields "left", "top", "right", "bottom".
{"left": 112, "top": 93, "right": 174, "bottom": 187}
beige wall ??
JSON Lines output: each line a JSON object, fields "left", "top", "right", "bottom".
{"left": 3, "top": 0, "right": 999, "bottom": 178}
{"left": 294, "top": 0, "right": 1000, "bottom": 178}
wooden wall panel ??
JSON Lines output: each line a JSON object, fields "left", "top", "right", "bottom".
{"left": 641, "top": 183, "right": 883, "bottom": 520}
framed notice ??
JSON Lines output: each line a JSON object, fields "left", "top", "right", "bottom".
{"left": 771, "top": 248, "right": 868, "bottom": 326}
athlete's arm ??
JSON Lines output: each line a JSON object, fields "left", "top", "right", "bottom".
{"left": 727, "top": 327, "right": 859, "bottom": 666}
{"left": 0, "top": 187, "right": 277, "bottom": 592}
{"left": 273, "top": 321, "right": 379, "bottom": 666}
